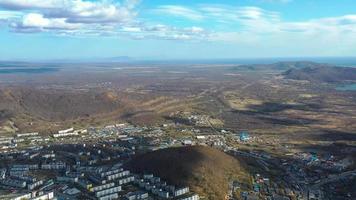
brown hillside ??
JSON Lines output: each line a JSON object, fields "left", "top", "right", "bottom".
{"left": 126, "top": 146, "right": 250, "bottom": 200}
{"left": 0, "top": 86, "right": 198, "bottom": 133}
{"left": 283, "top": 66, "right": 356, "bottom": 83}
{"left": 0, "top": 87, "right": 133, "bottom": 133}
{"left": 0, "top": 88, "right": 123, "bottom": 121}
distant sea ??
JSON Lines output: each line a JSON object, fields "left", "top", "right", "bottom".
{"left": 137, "top": 57, "right": 356, "bottom": 67}
{"left": 0, "top": 57, "right": 355, "bottom": 75}
{"left": 0, "top": 67, "right": 59, "bottom": 74}
{"left": 336, "top": 83, "right": 356, "bottom": 91}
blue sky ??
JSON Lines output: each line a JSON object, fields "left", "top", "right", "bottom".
{"left": 0, "top": 0, "right": 356, "bottom": 60}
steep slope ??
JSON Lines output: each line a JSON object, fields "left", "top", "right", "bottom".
{"left": 126, "top": 146, "right": 250, "bottom": 200}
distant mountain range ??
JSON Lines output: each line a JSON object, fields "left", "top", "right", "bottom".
{"left": 232, "top": 61, "right": 330, "bottom": 71}
{"left": 232, "top": 61, "right": 356, "bottom": 83}
{"left": 282, "top": 63, "right": 356, "bottom": 83}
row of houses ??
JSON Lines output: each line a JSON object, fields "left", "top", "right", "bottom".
{"left": 12, "top": 191, "right": 55, "bottom": 200}
{"left": 135, "top": 174, "right": 199, "bottom": 200}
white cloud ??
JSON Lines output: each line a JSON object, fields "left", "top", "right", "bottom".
{"left": 0, "top": 10, "right": 21, "bottom": 19}
{"left": 0, "top": 0, "right": 65, "bottom": 10}
{"left": 188, "top": 26, "right": 205, "bottom": 33}
{"left": 121, "top": 26, "right": 141, "bottom": 32}
{"left": 148, "top": 3, "right": 356, "bottom": 55}
{"left": 153, "top": 5, "right": 204, "bottom": 21}
{"left": 0, "top": 0, "right": 139, "bottom": 24}
{"left": 206, "top": 12, "right": 356, "bottom": 56}
{"left": 1, "top": 0, "right": 356, "bottom": 50}
{"left": 124, "top": 0, "right": 141, "bottom": 10}
{"left": 23, "top": 13, "right": 51, "bottom": 27}
{"left": 198, "top": 5, "right": 279, "bottom": 23}
{"left": 120, "top": 24, "right": 209, "bottom": 41}
{"left": 0, "top": 0, "right": 208, "bottom": 41}
{"left": 152, "top": 4, "right": 356, "bottom": 45}
{"left": 0, "top": 0, "right": 139, "bottom": 31}
{"left": 14, "top": 13, "right": 80, "bottom": 30}
{"left": 46, "top": 1, "right": 137, "bottom": 24}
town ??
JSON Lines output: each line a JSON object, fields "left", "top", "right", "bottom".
{"left": 0, "top": 116, "right": 355, "bottom": 200}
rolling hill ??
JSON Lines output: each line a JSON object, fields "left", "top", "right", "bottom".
{"left": 232, "top": 61, "right": 329, "bottom": 71}
{"left": 126, "top": 146, "right": 250, "bottom": 200}
{"left": 231, "top": 61, "right": 356, "bottom": 83}
{"left": 283, "top": 65, "right": 356, "bottom": 83}
{"left": 0, "top": 87, "right": 196, "bottom": 134}
{"left": 0, "top": 87, "right": 129, "bottom": 134}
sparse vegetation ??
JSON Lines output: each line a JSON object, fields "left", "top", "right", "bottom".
{"left": 127, "top": 146, "right": 251, "bottom": 200}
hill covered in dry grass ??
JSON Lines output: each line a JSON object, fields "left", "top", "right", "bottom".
{"left": 0, "top": 87, "right": 197, "bottom": 134}
{"left": 126, "top": 146, "right": 250, "bottom": 200}
{"left": 0, "top": 87, "right": 129, "bottom": 134}
{"left": 283, "top": 65, "right": 356, "bottom": 83}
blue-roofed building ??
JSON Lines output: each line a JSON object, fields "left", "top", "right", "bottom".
{"left": 240, "top": 131, "right": 250, "bottom": 142}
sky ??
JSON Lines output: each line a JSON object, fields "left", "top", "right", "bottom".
{"left": 0, "top": 0, "right": 356, "bottom": 61}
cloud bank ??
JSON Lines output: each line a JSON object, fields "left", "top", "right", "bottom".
{"left": 0, "top": 0, "right": 206, "bottom": 40}
{"left": 0, "top": 0, "right": 356, "bottom": 55}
